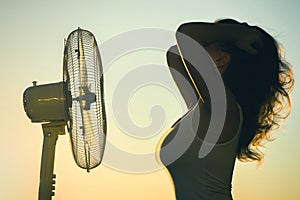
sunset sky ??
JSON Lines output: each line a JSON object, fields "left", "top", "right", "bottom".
{"left": 1, "top": 0, "right": 299, "bottom": 199}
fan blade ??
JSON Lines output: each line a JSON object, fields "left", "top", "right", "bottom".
{"left": 78, "top": 27, "right": 88, "bottom": 86}
{"left": 82, "top": 109, "right": 99, "bottom": 171}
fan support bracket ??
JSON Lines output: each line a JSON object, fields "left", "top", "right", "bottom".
{"left": 39, "top": 121, "right": 66, "bottom": 200}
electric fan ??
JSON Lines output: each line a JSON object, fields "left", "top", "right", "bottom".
{"left": 23, "top": 28, "right": 107, "bottom": 200}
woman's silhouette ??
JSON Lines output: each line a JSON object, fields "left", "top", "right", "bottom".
{"left": 159, "top": 19, "right": 294, "bottom": 200}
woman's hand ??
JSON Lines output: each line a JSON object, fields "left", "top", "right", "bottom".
{"left": 235, "top": 25, "right": 263, "bottom": 55}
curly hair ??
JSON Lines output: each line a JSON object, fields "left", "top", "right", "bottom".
{"left": 217, "top": 19, "right": 294, "bottom": 161}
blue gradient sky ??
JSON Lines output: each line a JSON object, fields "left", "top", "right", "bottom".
{"left": 1, "top": 0, "right": 299, "bottom": 199}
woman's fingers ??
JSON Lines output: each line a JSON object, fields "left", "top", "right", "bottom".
{"left": 236, "top": 27, "right": 263, "bottom": 55}
{"left": 235, "top": 40, "right": 259, "bottom": 54}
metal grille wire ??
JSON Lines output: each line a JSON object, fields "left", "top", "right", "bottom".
{"left": 63, "top": 28, "right": 107, "bottom": 171}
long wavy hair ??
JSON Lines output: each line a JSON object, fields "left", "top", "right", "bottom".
{"left": 217, "top": 19, "right": 294, "bottom": 161}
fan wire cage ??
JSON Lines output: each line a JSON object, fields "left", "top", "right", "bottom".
{"left": 63, "top": 28, "right": 106, "bottom": 172}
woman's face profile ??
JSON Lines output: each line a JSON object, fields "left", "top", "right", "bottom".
{"left": 205, "top": 42, "right": 231, "bottom": 75}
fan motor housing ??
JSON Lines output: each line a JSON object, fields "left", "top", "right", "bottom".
{"left": 23, "top": 82, "right": 69, "bottom": 123}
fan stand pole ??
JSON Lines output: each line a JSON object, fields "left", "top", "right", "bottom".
{"left": 38, "top": 121, "right": 65, "bottom": 200}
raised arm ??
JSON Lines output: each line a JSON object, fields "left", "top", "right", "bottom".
{"left": 177, "top": 22, "right": 262, "bottom": 54}
{"left": 166, "top": 45, "right": 200, "bottom": 109}
{"left": 173, "top": 21, "right": 262, "bottom": 106}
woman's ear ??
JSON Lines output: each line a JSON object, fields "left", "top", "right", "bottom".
{"left": 215, "top": 53, "right": 231, "bottom": 67}
{"left": 205, "top": 43, "right": 231, "bottom": 74}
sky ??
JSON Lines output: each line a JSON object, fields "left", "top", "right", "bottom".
{"left": 1, "top": 0, "right": 300, "bottom": 199}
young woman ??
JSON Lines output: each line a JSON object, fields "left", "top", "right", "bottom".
{"left": 159, "top": 19, "right": 294, "bottom": 200}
